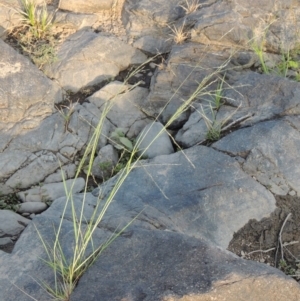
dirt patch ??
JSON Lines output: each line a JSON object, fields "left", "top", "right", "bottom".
{"left": 228, "top": 194, "right": 300, "bottom": 280}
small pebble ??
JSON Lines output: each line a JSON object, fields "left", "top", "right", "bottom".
{"left": 289, "top": 190, "right": 296, "bottom": 196}
{"left": 17, "top": 202, "right": 48, "bottom": 214}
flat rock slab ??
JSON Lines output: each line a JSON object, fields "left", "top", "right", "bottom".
{"left": 0, "top": 39, "right": 63, "bottom": 131}
{"left": 17, "top": 202, "right": 48, "bottom": 214}
{"left": 175, "top": 70, "right": 300, "bottom": 147}
{"left": 123, "top": 0, "right": 185, "bottom": 54}
{"left": 0, "top": 102, "right": 110, "bottom": 191}
{"left": 213, "top": 117, "right": 300, "bottom": 196}
{"left": 222, "top": 72, "right": 300, "bottom": 126}
{"left": 144, "top": 43, "right": 230, "bottom": 128}
{"left": 44, "top": 30, "right": 147, "bottom": 93}
{"left": 74, "top": 145, "right": 277, "bottom": 249}
{"left": 17, "top": 178, "right": 85, "bottom": 203}
{"left": 0, "top": 210, "right": 30, "bottom": 238}
{"left": 0, "top": 214, "right": 114, "bottom": 301}
{"left": 59, "top": 0, "right": 114, "bottom": 13}
{"left": 1, "top": 214, "right": 299, "bottom": 301}
{"left": 70, "top": 228, "right": 300, "bottom": 301}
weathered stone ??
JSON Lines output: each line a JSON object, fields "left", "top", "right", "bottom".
{"left": 43, "top": 30, "right": 147, "bottom": 93}
{"left": 59, "top": 0, "right": 114, "bottom": 13}
{"left": 175, "top": 104, "right": 215, "bottom": 147}
{"left": 143, "top": 44, "right": 229, "bottom": 128}
{"left": 0, "top": 102, "right": 111, "bottom": 191}
{"left": 5, "top": 151, "right": 61, "bottom": 189}
{"left": 1, "top": 202, "right": 297, "bottom": 301}
{"left": 81, "top": 102, "right": 111, "bottom": 151}
{"left": 221, "top": 72, "right": 300, "bottom": 126}
{"left": 88, "top": 81, "right": 150, "bottom": 138}
{"left": 0, "top": 215, "right": 77, "bottom": 300}
{"left": 213, "top": 117, "right": 300, "bottom": 196}
{"left": 17, "top": 202, "right": 48, "bottom": 214}
{"left": 123, "top": 0, "right": 185, "bottom": 54}
{"left": 71, "top": 229, "right": 300, "bottom": 301}
{"left": 17, "top": 178, "right": 85, "bottom": 203}
{"left": 136, "top": 122, "right": 174, "bottom": 159}
{"left": 0, "top": 150, "right": 32, "bottom": 182}
{"left": 0, "top": 237, "right": 12, "bottom": 246}
{"left": 54, "top": 11, "right": 99, "bottom": 29}
{"left": 0, "top": 39, "right": 63, "bottom": 131}
{"left": 44, "top": 164, "right": 77, "bottom": 184}
{"left": 0, "top": 210, "right": 30, "bottom": 237}
{"left": 90, "top": 145, "right": 275, "bottom": 249}
{"left": 91, "top": 145, "right": 118, "bottom": 180}
{"left": 132, "top": 35, "right": 173, "bottom": 54}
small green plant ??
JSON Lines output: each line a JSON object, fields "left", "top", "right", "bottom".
{"left": 0, "top": 194, "right": 21, "bottom": 211}
{"left": 206, "top": 122, "right": 222, "bottom": 141}
{"left": 109, "top": 128, "right": 133, "bottom": 151}
{"left": 212, "top": 75, "right": 225, "bottom": 110}
{"left": 18, "top": 0, "right": 55, "bottom": 38}
{"left": 10, "top": 0, "right": 58, "bottom": 68}
{"left": 0, "top": 184, "right": 23, "bottom": 211}
{"left": 251, "top": 40, "right": 269, "bottom": 74}
{"left": 55, "top": 99, "right": 79, "bottom": 132}
{"left": 20, "top": 38, "right": 58, "bottom": 68}
{"left": 98, "top": 161, "right": 112, "bottom": 172}
{"left": 275, "top": 49, "right": 300, "bottom": 80}
{"left": 279, "top": 259, "right": 298, "bottom": 276}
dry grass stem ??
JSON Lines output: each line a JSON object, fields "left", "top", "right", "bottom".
{"left": 168, "top": 21, "right": 188, "bottom": 44}
{"left": 180, "top": 0, "right": 201, "bottom": 14}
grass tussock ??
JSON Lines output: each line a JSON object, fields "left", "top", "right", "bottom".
{"left": 7, "top": 0, "right": 59, "bottom": 68}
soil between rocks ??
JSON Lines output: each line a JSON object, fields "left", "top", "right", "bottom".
{"left": 228, "top": 194, "right": 300, "bottom": 280}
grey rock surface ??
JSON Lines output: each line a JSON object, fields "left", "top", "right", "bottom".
{"left": 0, "top": 103, "right": 110, "bottom": 191}
{"left": 70, "top": 228, "right": 300, "bottom": 301}
{"left": 143, "top": 43, "right": 229, "bottom": 128}
{"left": 0, "top": 210, "right": 30, "bottom": 238}
{"left": 0, "top": 39, "right": 62, "bottom": 131}
{"left": 17, "top": 202, "right": 48, "bottom": 214}
{"left": 54, "top": 10, "right": 99, "bottom": 30}
{"left": 221, "top": 72, "right": 300, "bottom": 126}
{"left": 0, "top": 186, "right": 297, "bottom": 301}
{"left": 123, "top": 0, "right": 184, "bottom": 54}
{"left": 44, "top": 164, "right": 77, "bottom": 184}
{"left": 92, "top": 144, "right": 118, "bottom": 180}
{"left": 175, "top": 103, "right": 215, "bottom": 147}
{"left": 1, "top": 0, "right": 300, "bottom": 300}
{"left": 17, "top": 178, "right": 85, "bottom": 203}
{"left": 88, "top": 81, "right": 151, "bottom": 138}
{"left": 59, "top": 0, "right": 114, "bottom": 13}
{"left": 90, "top": 146, "right": 275, "bottom": 249}
{"left": 43, "top": 30, "right": 147, "bottom": 93}
{"left": 136, "top": 122, "right": 174, "bottom": 159}
{"left": 213, "top": 117, "right": 300, "bottom": 196}
{"left": 5, "top": 151, "right": 61, "bottom": 189}
{"left": 0, "top": 237, "right": 12, "bottom": 246}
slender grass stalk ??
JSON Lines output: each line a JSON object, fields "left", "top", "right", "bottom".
{"left": 252, "top": 41, "right": 269, "bottom": 74}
